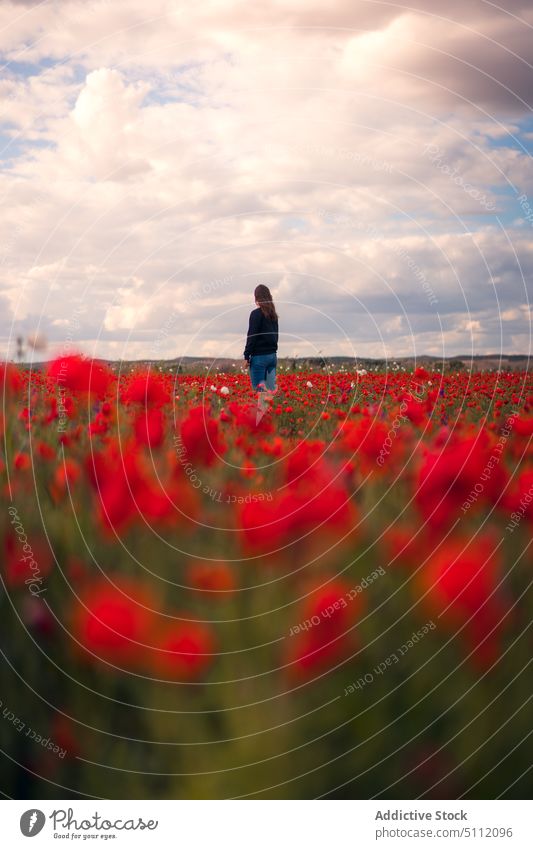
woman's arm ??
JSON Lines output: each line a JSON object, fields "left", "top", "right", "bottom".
{"left": 243, "top": 310, "right": 261, "bottom": 361}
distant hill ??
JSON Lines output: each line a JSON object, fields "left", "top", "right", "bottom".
{"left": 124, "top": 353, "right": 532, "bottom": 372}
{"left": 22, "top": 353, "right": 531, "bottom": 372}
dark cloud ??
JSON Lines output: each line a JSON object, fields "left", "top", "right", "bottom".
{"left": 398, "top": 23, "right": 533, "bottom": 113}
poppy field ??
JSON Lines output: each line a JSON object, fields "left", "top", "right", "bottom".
{"left": 1, "top": 356, "right": 532, "bottom": 799}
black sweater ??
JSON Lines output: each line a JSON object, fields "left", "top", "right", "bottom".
{"left": 244, "top": 308, "right": 278, "bottom": 361}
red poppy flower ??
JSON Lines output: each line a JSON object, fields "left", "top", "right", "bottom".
{"left": 302, "top": 578, "right": 361, "bottom": 633}
{"left": 239, "top": 495, "right": 293, "bottom": 552}
{"left": 286, "top": 578, "right": 361, "bottom": 677}
{"left": 179, "top": 405, "right": 226, "bottom": 467}
{"left": 87, "top": 440, "right": 195, "bottom": 533}
{"left": 340, "top": 416, "right": 397, "bottom": 469}
{"left": 404, "top": 399, "right": 426, "bottom": 425}
{"left": 151, "top": 620, "right": 216, "bottom": 679}
{"left": 71, "top": 577, "right": 156, "bottom": 666}
{"left": 0, "top": 362, "right": 23, "bottom": 398}
{"left": 381, "top": 524, "right": 428, "bottom": 568}
{"left": 419, "top": 535, "right": 509, "bottom": 667}
{"left": 503, "top": 469, "right": 533, "bottom": 521}
{"left": 47, "top": 354, "right": 113, "bottom": 397}
{"left": 284, "top": 440, "right": 327, "bottom": 487}
{"left": 187, "top": 561, "right": 236, "bottom": 595}
{"left": 224, "top": 401, "right": 274, "bottom": 433}
{"left": 37, "top": 441, "right": 56, "bottom": 461}
{"left": 240, "top": 475, "right": 355, "bottom": 557}
{"left": 86, "top": 443, "right": 145, "bottom": 532}
{"left": 121, "top": 371, "right": 170, "bottom": 407}
{"left": 513, "top": 417, "right": 533, "bottom": 437}
{"left": 133, "top": 407, "right": 165, "bottom": 448}
{"left": 416, "top": 432, "right": 509, "bottom": 528}
{"left": 14, "top": 452, "right": 31, "bottom": 471}
{"left": 50, "top": 459, "right": 82, "bottom": 503}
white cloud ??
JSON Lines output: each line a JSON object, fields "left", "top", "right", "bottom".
{"left": 64, "top": 67, "right": 152, "bottom": 180}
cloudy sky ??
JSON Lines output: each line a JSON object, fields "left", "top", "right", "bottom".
{"left": 1, "top": 0, "right": 532, "bottom": 361}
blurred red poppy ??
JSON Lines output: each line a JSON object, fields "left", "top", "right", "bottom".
{"left": 121, "top": 371, "right": 170, "bottom": 407}
{"left": 416, "top": 432, "right": 508, "bottom": 528}
{"left": 0, "top": 362, "right": 23, "bottom": 398}
{"left": 179, "top": 405, "right": 226, "bottom": 467}
{"left": 71, "top": 577, "right": 157, "bottom": 666}
{"left": 286, "top": 578, "right": 361, "bottom": 677}
{"left": 47, "top": 354, "right": 113, "bottom": 398}
{"left": 134, "top": 407, "right": 165, "bottom": 448}
{"left": 419, "top": 535, "right": 509, "bottom": 667}
{"left": 186, "top": 561, "right": 236, "bottom": 595}
{"left": 151, "top": 620, "right": 216, "bottom": 680}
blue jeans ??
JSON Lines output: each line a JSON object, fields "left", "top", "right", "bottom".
{"left": 249, "top": 353, "right": 277, "bottom": 391}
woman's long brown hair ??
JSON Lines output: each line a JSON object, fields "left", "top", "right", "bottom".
{"left": 254, "top": 284, "right": 278, "bottom": 321}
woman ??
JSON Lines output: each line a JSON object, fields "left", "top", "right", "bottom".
{"left": 243, "top": 284, "right": 279, "bottom": 392}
